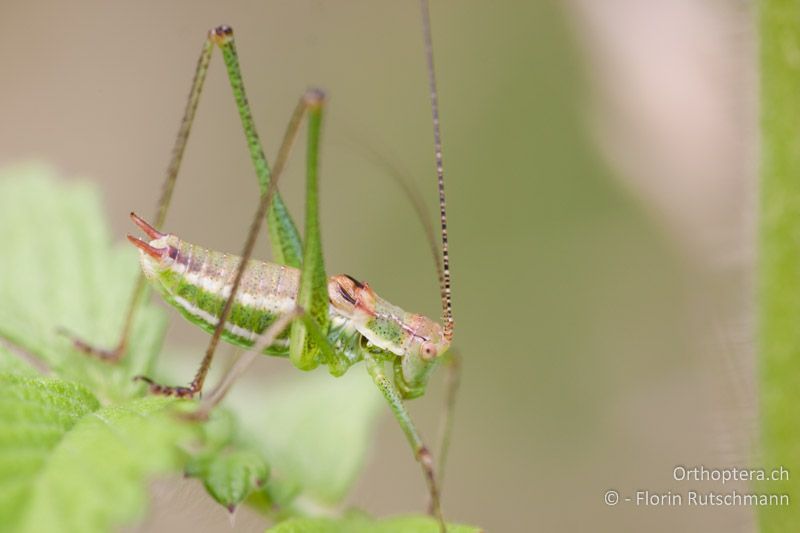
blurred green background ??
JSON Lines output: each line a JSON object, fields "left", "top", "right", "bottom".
{"left": 0, "top": 0, "right": 754, "bottom": 531}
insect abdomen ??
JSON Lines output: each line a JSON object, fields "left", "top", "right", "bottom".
{"left": 152, "top": 240, "right": 301, "bottom": 354}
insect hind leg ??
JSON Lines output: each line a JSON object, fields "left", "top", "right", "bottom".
{"left": 61, "top": 28, "right": 217, "bottom": 363}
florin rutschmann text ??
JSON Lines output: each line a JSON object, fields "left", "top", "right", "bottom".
{"left": 603, "top": 465, "right": 790, "bottom": 508}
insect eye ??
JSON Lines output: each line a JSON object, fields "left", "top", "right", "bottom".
{"left": 420, "top": 341, "right": 437, "bottom": 360}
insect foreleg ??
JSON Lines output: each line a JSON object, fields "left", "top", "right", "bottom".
{"left": 364, "top": 351, "right": 446, "bottom": 532}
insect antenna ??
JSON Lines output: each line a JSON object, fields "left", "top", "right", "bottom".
{"left": 420, "top": 0, "right": 454, "bottom": 340}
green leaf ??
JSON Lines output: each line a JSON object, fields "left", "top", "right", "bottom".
{"left": 226, "top": 369, "right": 383, "bottom": 505}
{"left": 0, "top": 373, "right": 193, "bottom": 533}
{"left": 195, "top": 405, "right": 240, "bottom": 453}
{"left": 267, "top": 514, "right": 482, "bottom": 533}
{"left": 0, "top": 163, "right": 167, "bottom": 402}
{"left": 188, "top": 449, "right": 270, "bottom": 511}
{"left": 184, "top": 408, "right": 271, "bottom": 511}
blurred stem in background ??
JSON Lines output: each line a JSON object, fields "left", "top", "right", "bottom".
{"left": 760, "top": 0, "right": 800, "bottom": 530}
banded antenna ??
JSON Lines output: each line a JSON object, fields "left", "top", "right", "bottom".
{"left": 420, "top": 0, "right": 454, "bottom": 340}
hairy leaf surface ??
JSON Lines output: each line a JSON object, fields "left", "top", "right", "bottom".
{"left": 0, "top": 374, "right": 192, "bottom": 533}
{"left": 0, "top": 164, "right": 166, "bottom": 402}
